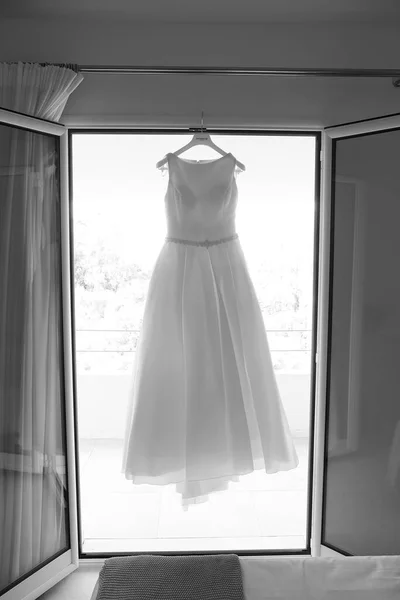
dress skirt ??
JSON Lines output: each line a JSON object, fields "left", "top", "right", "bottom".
{"left": 122, "top": 237, "right": 298, "bottom": 505}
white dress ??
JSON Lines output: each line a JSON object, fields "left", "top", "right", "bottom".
{"left": 122, "top": 152, "right": 298, "bottom": 506}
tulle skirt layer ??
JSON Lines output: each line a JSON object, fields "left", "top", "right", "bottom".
{"left": 122, "top": 238, "right": 298, "bottom": 505}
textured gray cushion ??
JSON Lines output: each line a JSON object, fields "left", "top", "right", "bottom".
{"left": 96, "top": 554, "right": 244, "bottom": 600}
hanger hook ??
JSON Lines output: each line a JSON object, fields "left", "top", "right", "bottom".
{"left": 200, "top": 111, "right": 205, "bottom": 131}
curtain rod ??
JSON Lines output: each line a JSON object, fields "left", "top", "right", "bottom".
{"left": 79, "top": 65, "right": 400, "bottom": 81}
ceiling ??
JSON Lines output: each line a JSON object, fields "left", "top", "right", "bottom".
{"left": 1, "top": 0, "right": 400, "bottom": 24}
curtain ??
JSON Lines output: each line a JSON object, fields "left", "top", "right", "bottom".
{"left": 0, "top": 61, "right": 83, "bottom": 120}
{"left": 0, "top": 63, "right": 83, "bottom": 592}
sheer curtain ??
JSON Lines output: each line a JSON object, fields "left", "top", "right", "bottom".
{"left": 0, "top": 62, "right": 83, "bottom": 592}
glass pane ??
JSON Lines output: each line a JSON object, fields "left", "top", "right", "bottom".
{"left": 0, "top": 124, "right": 69, "bottom": 593}
{"left": 72, "top": 133, "right": 317, "bottom": 554}
{"left": 323, "top": 128, "right": 400, "bottom": 555}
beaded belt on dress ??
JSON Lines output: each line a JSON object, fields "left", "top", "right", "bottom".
{"left": 166, "top": 233, "right": 238, "bottom": 248}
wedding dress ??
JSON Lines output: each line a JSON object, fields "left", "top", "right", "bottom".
{"left": 122, "top": 152, "right": 298, "bottom": 506}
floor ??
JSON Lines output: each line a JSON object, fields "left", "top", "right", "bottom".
{"left": 78, "top": 436, "right": 309, "bottom": 553}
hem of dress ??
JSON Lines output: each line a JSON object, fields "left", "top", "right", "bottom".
{"left": 121, "top": 459, "right": 299, "bottom": 487}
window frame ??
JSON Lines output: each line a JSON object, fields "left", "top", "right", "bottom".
{"left": 0, "top": 109, "right": 79, "bottom": 600}
{"left": 67, "top": 127, "right": 322, "bottom": 559}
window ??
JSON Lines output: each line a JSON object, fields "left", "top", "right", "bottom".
{"left": 71, "top": 131, "right": 318, "bottom": 555}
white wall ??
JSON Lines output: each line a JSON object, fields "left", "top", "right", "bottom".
{"left": 2, "top": 19, "right": 400, "bottom": 68}
{"left": 1, "top": 19, "right": 400, "bottom": 126}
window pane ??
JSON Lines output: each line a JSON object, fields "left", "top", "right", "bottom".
{"left": 0, "top": 124, "right": 68, "bottom": 592}
{"left": 72, "top": 133, "right": 316, "bottom": 553}
{"left": 324, "top": 128, "right": 400, "bottom": 555}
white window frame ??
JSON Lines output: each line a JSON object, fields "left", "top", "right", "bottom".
{"left": 312, "top": 113, "right": 400, "bottom": 558}
{"left": 0, "top": 109, "right": 79, "bottom": 600}
{"left": 68, "top": 125, "right": 321, "bottom": 559}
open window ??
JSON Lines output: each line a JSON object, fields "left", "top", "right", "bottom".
{"left": 69, "top": 131, "right": 319, "bottom": 556}
{"left": 315, "top": 114, "right": 400, "bottom": 556}
{"left": 3, "top": 107, "right": 400, "bottom": 600}
{"left": 0, "top": 109, "right": 78, "bottom": 600}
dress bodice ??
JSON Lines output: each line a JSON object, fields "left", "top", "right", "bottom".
{"left": 163, "top": 153, "right": 239, "bottom": 242}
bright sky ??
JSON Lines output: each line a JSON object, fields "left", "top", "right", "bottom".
{"left": 71, "top": 133, "right": 316, "bottom": 272}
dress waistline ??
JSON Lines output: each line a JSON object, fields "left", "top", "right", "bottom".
{"left": 165, "top": 234, "right": 238, "bottom": 248}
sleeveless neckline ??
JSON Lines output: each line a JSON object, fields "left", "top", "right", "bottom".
{"left": 169, "top": 152, "right": 233, "bottom": 164}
